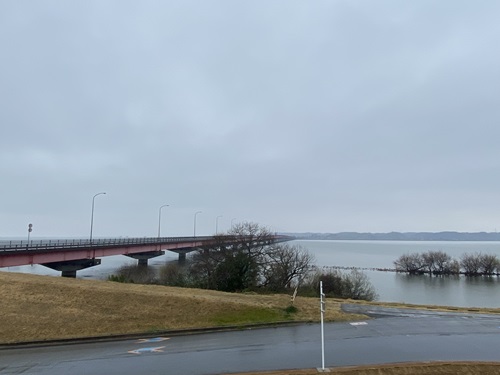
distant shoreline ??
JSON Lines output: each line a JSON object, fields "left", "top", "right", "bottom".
{"left": 286, "top": 231, "right": 500, "bottom": 242}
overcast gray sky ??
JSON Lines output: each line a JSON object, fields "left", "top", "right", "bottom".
{"left": 1, "top": 1, "right": 500, "bottom": 238}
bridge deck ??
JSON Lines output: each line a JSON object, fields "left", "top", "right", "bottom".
{"left": 0, "top": 235, "right": 293, "bottom": 268}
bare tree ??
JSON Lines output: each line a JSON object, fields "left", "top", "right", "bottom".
{"left": 479, "top": 253, "right": 499, "bottom": 275}
{"left": 422, "top": 251, "right": 453, "bottom": 275}
{"left": 460, "top": 253, "right": 482, "bottom": 275}
{"left": 394, "top": 253, "right": 425, "bottom": 274}
{"left": 189, "top": 239, "right": 227, "bottom": 289}
{"left": 341, "top": 269, "right": 378, "bottom": 301}
{"left": 448, "top": 259, "right": 461, "bottom": 274}
{"left": 228, "top": 222, "right": 274, "bottom": 262}
{"left": 261, "top": 244, "right": 314, "bottom": 292}
{"left": 394, "top": 251, "right": 499, "bottom": 277}
{"left": 422, "top": 251, "right": 437, "bottom": 274}
{"left": 433, "top": 251, "right": 454, "bottom": 274}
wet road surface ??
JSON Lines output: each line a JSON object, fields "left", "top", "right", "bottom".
{"left": 1, "top": 305, "right": 500, "bottom": 374}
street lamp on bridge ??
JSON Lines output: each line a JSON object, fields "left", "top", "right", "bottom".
{"left": 193, "top": 211, "right": 202, "bottom": 237}
{"left": 216, "top": 215, "right": 223, "bottom": 234}
{"left": 158, "top": 204, "right": 169, "bottom": 238}
{"left": 90, "top": 192, "right": 106, "bottom": 243}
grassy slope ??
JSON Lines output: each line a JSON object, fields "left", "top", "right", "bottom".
{"left": 0, "top": 272, "right": 364, "bottom": 343}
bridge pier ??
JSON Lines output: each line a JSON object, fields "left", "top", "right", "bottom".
{"left": 174, "top": 248, "right": 197, "bottom": 263}
{"left": 42, "top": 259, "right": 102, "bottom": 278}
{"left": 126, "top": 250, "right": 165, "bottom": 266}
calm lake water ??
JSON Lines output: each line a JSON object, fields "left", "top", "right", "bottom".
{"left": 295, "top": 240, "right": 500, "bottom": 308}
{"left": 4, "top": 239, "right": 500, "bottom": 308}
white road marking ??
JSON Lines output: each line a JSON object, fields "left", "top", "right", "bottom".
{"left": 128, "top": 346, "right": 166, "bottom": 354}
{"left": 136, "top": 337, "right": 170, "bottom": 343}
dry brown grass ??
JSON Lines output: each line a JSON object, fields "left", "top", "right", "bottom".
{"left": 234, "top": 362, "right": 500, "bottom": 375}
{"left": 0, "top": 272, "right": 365, "bottom": 344}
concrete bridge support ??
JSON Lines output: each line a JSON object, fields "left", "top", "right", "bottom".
{"left": 126, "top": 250, "right": 165, "bottom": 266}
{"left": 42, "top": 259, "right": 102, "bottom": 278}
{"left": 175, "top": 248, "right": 198, "bottom": 263}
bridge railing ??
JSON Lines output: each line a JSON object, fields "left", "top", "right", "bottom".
{"left": 0, "top": 236, "right": 215, "bottom": 253}
{"left": 0, "top": 234, "right": 294, "bottom": 253}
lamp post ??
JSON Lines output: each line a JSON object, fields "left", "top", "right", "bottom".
{"left": 215, "top": 215, "right": 223, "bottom": 234}
{"left": 90, "top": 192, "right": 106, "bottom": 243}
{"left": 193, "top": 211, "right": 202, "bottom": 237}
{"left": 158, "top": 204, "right": 169, "bottom": 238}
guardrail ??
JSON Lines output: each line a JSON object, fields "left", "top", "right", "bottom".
{"left": 0, "top": 235, "right": 293, "bottom": 253}
{"left": 0, "top": 236, "right": 214, "bottom": 253}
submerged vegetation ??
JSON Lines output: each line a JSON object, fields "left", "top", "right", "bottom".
{"left": 394, "top": 251, "right": 500, "bottom": 276}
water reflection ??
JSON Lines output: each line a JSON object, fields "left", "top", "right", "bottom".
{"left": 461, "top": 276, "right": 500, "bottom": 307}
{"left": 388, "top": 273, "right": 500, "bottom": 308}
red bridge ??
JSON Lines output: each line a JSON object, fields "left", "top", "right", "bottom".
{"left": 0, "top": 235, "right": 293, "bottom": 277}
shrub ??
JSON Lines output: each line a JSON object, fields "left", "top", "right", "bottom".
{"left": 341, "top": 269, "right": 378, "bottom": 301}
{"left": 108, "top": 274, "right": 126, "bottom": 283}
{"left": 307, "top": 269, "right": 378, "bottom": 301}
{"left": 158, "top": 263, "right": 191, "bottom": 287}
{"left": 112, "top": 264, "right": 157, "bottom": 284}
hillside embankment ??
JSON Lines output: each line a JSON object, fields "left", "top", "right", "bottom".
{"left": 2, "top": 272, "right": 500, "bottom": 375}
{"left": 0, "top": 271, "right": 364, "bottom": 344}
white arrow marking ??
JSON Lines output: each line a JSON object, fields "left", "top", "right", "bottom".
{"left": 128, "top": 346, "right": 166, "bottom": 354}
{"left": 136, "top": 337, "right": 170, "bottom": 343}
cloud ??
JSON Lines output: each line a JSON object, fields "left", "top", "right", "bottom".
{"left": 1, "top": 1, "right": 500, "bottom": 237}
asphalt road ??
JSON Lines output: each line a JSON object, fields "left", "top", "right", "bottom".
{"left": 2, "top": 306, "right": 500, "bottom": 375}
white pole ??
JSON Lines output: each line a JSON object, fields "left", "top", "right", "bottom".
{"left": 320, "top": 280, "right": 325, "bottom": 370}
{"left": 90, "top": 192, "right": 106, "bottom": 243}
{"left": 216, "top": 215, "right": 222, "bottom": 234}
{"left": 158, "top": 204, "right": 169, "bottom": 238}
{"left": 194, "top": 211, "right": 202, "bottom": 237}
